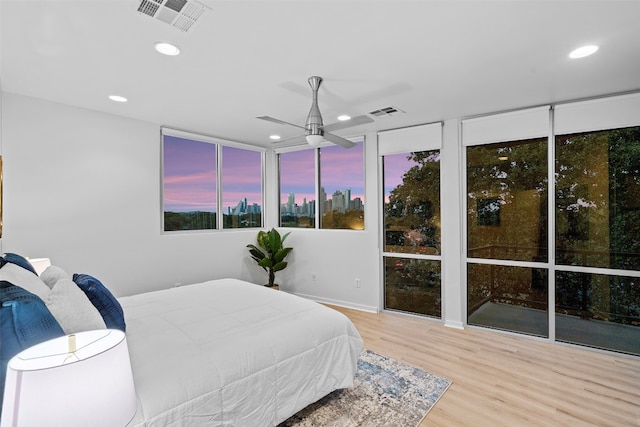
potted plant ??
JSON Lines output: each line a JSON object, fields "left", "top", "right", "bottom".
{"left": 246, "top": 228, "right": 293, "bottom": 287}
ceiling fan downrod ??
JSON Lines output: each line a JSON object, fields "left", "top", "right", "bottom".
{"left": 305, "top": 76, "right": 323, "bottom": 137}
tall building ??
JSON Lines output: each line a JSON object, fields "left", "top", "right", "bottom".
{"left": 287, "top": 192, "right": 295, "bottom": 215}
{"left": 332, "top": 190, "right": 346, "bottom": 213}
{"left": 352, "top": 197, "right": 363, "bottom": 211}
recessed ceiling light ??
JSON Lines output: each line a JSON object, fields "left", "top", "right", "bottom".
{"left": 269, "top": 135, "right": 281, "bottom": 140}
{"left": 337, "top": 115, "right": 351, "bottom": 121}
{"left": 108, "top": 95, "right": 128, "bottom": 103}
{"left": 155, "top": 42, "right": 180, "bottom": 56}
{"left": 569, "top": 45, "right": 599, "bottom": 59}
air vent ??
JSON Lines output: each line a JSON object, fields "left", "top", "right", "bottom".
{"left": 368, "top": 106, "right": 406, "bottom": 117}
{"left": 136, "top": 0, "right": 210, "bottom": 32}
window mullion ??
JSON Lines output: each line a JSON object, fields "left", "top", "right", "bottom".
{"left": 216, "top": 143, "right": 223, "bottom": 230}
{"left": 548, "top": 106, "right": 556, "bottom": 342}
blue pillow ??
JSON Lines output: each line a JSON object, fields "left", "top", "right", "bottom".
{"left": 72, "top": 274, "right": 126, "bottom": 332}
{"left": 0, "top": 280, "right": 65, "bottom": 405}
{"left": 1, "top": 253, "right": 37, "bottom": 275}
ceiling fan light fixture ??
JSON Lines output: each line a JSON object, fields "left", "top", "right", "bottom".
{"left": 306, "top": 134, "right": 323, "bottom": 147}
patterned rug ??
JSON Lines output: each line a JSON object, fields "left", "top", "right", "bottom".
{"left": 279, "top": 349, "right": 452, "bottom": 427}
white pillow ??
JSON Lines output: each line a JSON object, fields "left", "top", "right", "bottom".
{"left": 40, "top": 265, "right": 70, "bottom": 289}
{"left": 0, "top": 262, "right": 50, "bottom": 300}
{"left": 45, "top": 277, "right": 107, "bottom": 334}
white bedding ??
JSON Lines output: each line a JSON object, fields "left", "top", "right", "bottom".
{"left": 120, "top": 278, "right": 363, "bottom": 426}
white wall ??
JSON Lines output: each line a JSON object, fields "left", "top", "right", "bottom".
{"left": 1, "top": 93, "right": 381, "bottom": 310}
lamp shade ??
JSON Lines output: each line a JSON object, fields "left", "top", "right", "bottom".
{"left": 305, "top": 134, "right": 323, "bottom": 147}
{"left": 1, "top": 329, "right": 136, "bottom": 427}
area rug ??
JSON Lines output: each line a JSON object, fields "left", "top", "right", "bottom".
{"left": 279, "top": 349, "right": 452, "bottom": 427}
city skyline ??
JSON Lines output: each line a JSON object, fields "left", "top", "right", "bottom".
{"left": 281, "top": 187, "right": 364, "bottom": 217}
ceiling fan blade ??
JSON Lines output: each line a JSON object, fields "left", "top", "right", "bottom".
{"left": 323, "top": 132, "right": 357, "bottom": 149}
{"left": 257, "top": 116, "right": 306, "bottom": 130}
{"left": 321, "top": 115, "right": 374, "bottom": 132}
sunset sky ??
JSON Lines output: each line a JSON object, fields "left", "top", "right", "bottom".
{"left": 164, "top": 135, "right": 414, "bottom": 213}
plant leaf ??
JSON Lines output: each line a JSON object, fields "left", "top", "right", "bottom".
{"left": 274, "top": 247, "right": 292, "bottom": 262}
{"left": 258, "top": 258, "right": 273, "bottom": 268}
{"left": 273, "top": 261, "right": 288, "bottom": 272}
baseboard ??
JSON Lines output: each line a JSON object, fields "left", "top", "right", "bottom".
{"left": 444, "top": 320, "right": 465, "bottom": 329}
{"left": 291, "top": 292, "right": 379, "bottom": 313}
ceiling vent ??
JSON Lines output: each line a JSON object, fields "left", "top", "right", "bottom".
{"left": 136, "top": 0, "right": 210, "bottom": 32}
{"left": 368, "top": 106, "right": 406, "bottom": 117}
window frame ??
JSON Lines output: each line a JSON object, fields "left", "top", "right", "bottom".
{"left": 275, "top": 136, "right": 366, "bottom": 231}
{"left": 161, "top": 127, "right": 266, "bottom": 233}
{"left": 378, "top": 122, "right": 444, "bottom": 319}
{"left": 461, "top": 97, "right": 640, "bottom": 355}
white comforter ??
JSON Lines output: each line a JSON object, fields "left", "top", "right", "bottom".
{"left": 120, "top": 278, "right": 363, "bottom": 426}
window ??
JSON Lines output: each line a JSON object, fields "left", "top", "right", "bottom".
{"left": 463, "top": 96, "right": 640, "bottom": 356}
{"left": 384, "top": 151, "right": 441, "bottom": 255}
{"left": 222, "top": 146, "right": 262, "bottom": 229}
{"left": 277, "top": 138, "right": 365, "bottom": 230}
{"left": 463, "top": 107, "right": 550, "bottom": 337}
{"left": 555, "top": 126, "right": 640, "bottom": 354}
{"left": 162, "top": 129, "right": 264, "bottom": 232}
{"left": 319, "top": 143, "right": 365, "bottom": 230}
{"left": 555, "top": 127, "right": 640, "bottom": 270}
{"left": 279, "top": 149, "right": 316, "bottom": 228}
{"left": 163, "top": 135, "right": 217, "bottom": 231}
{"left": 379, "top": 123, "right": 443, "bottom": 319}
{"left": 383, "top": 150, "right": 441, "bottom": 317}
{"left": 467, "top": 138, "right": 548, "bottom": 263}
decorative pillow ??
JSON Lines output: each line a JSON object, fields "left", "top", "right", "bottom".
{"left": 40, "top": 265, "right": 70, "bottom": 289}
{"left": 0, "top": 263, "right": 50, "bottom": 301}
{"left": 0, "top": 280, "right": 65, "bottom": 405}
{"left": 73, "top": 274, "right": 126, "bottom": 332}
{"left": 45, "top": 277, "right": 106, "bottom": 335}
{"left": 1, "top": 253, "right": 37, "bottom": 275}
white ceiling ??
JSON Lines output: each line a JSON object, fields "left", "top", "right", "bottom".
{"left": 2, "top": 0, "right": 640, "bottom": 148}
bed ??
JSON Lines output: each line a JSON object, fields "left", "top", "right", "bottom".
{"left": 120, "top": 278, "right": 363, "bottom": 426}
{"left": 0, "top": 255, "right": 363, "bottom": 426}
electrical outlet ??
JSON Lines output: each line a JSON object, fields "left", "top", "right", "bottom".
{"left": 311, "top": 272, "right": 317, "bottom": 281}
{"left": 355, "top": 278, "right": 361, "bottom": 288}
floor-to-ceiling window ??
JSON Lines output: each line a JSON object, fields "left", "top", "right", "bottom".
{"left": 380, "top": 124, "right": 443, "bottom": 318}
{"left": 464, "top": 107, "right": 550, "bottom": 337}
{"left": 553, "top": 95, "right": 640, "bottom": 355}
{"left": 463, "top": 94, "right": 640, "bottom": 356}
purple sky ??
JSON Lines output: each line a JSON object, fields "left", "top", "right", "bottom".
{"left": 279, "top": 149, "right": 315, "bottom": 203}
{"left": 383, "top": 152, "right": 413, "bottom": 202}
{"left": 164, "top": 135, "right": 416, "bottom": 212}
{"left": 164, "top": 135, "right": 217, "bottom": 212}
{"left": 164, "top": 137, "right": 263, "bottom": 212}
{"left": 279, "top": 143, "right": 366, "bottom": 205}
{"left": 221, "top": 146, "right": 262, "bottom": 209}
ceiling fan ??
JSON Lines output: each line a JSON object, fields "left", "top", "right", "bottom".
{"left": 257, "top": 76, "right": 373, "bottom": 149}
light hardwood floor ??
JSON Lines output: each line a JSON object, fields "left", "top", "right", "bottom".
{"left": 329, "top": 305, "right": 640, "bottom": 427}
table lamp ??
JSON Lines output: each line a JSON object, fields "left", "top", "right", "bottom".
{"left": 1, "top": 329, "right": 136, "bottom": 427}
